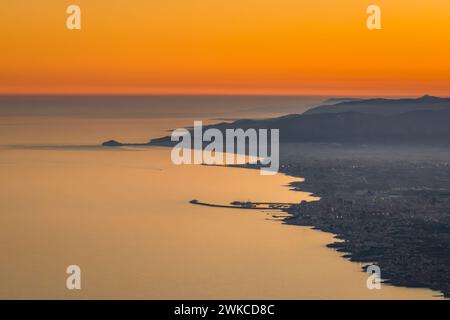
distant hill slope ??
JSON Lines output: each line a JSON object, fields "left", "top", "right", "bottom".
{"left": 147, "top": 108, "right": 450, "bottom": 146}
{"left": 103, "top": 96, "right": 450, "bottom": 147}
{"left": 305, "top": 95, "right": 450, "bottom": 116}
{"left": 319, "top": 98, "right": 363, "bottom": 105}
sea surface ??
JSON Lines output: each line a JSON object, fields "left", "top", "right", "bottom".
{"left": 0, "top": 96, "right": 442, "bottom": 299}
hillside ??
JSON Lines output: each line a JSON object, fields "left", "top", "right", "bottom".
{"left": 103, "top": 96, "right": 450, "bottom": 147}
{"left": 304, "top": 95, "right": 450, "bottom": 116}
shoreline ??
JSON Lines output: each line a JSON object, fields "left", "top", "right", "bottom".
{"left": 216, "top": 161, "right": 448, "bottom": 298}
{"left": 276, "top": 158, "right": 450, "bottom": 299}
{"left": 100, "top": 141, "right": 450, "bottom": 298}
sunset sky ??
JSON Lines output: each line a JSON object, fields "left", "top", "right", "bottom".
{"left": 0, "top": 0, "right": 449, "bottom": 96}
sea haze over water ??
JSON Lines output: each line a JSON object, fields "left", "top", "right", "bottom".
{"left": 0, "top": 95, "right": 322, "bottom": 120}
{"left": 0, "top": 96, "right": 442, "bottom": 299}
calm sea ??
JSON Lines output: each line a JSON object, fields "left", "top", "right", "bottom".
{"left": 0, "top": 96, "right": 441, "bottom": 299}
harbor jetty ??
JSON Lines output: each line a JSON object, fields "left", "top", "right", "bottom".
{"left": 189, "top": 199, "right": 295, "bottom": 211}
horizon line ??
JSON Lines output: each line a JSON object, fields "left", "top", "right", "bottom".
{"left": 0, "top": 92, "right": 444, "bottom": 99}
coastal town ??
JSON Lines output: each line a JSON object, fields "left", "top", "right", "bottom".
{"left": 280, "top": 157, "right": 450, "bottom": 297}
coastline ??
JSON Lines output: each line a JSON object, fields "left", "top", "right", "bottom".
{"left": 206, "top": 145, "right": 450, "bottom": 298}
{"left": 101, "top": 139, "right": 450, "bottom": 298}
{"left": 276, "top": 153, "right": 450, "bottom": 299}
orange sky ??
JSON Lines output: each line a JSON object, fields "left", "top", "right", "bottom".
{"left": 0, "top": 0, "right": 449, "bottom": 96}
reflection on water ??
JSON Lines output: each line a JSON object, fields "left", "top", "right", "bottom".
{"left": 0, "top": 98, "right": 443, "bottom": 299}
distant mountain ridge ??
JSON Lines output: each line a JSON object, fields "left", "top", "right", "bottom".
{"left": 103, "top": 95, "right": 450, "bottom": 147}
{"left": 305, "top": 95, "right": 450, "bottom": 116}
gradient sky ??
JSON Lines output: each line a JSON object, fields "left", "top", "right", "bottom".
{"left": 0, "top": 0, "right": 449, "bottom": 95}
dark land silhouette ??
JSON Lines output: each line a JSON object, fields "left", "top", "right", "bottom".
{"left": 104, "top": 95, "right": 450, "bottom": 146}
{"left": 304, "top": 95, "right": 450, "bottom": 115}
